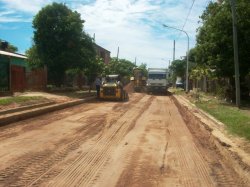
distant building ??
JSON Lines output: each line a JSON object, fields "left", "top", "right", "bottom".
{"left": 94, "top": 44, "right": 111, "bottom": 64}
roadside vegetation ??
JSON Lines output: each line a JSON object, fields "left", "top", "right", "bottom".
{"left": 172, "top": 88, "right": 250, "bottom": 141}
{"left": 169, "top": 0, "right": 250, "bottom": 105}
{"left": 169, "top": 0, "right": 250, "bottom": 140}
{"left": 0, "top": 96, "right": 48, "bottom": 106}
{"left": 196, "top": 98, "right": 250, "bottom": 141}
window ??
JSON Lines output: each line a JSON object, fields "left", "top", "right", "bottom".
{"left": 148, "top": 74, "right": 166, "bottom": 79}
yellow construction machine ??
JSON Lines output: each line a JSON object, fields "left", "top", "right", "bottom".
{"left": 100, "top": 75, "right": 129, "bottom": 101}
{"left": 130, "top": 67, "right": 147, "bottom": 92}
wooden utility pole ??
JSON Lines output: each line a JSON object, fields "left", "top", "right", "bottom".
{"left": 116, "top": 46, "right": 119, "bottom": 61}
{"left": 173, "top": 40, "right": 175, "bottom": 62}
{"left": 230, "top": 0, "right": 241, "bottom": 107}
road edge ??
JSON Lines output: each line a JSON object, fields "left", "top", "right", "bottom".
{"left": 172, "top": 94, "right": 250, "bottom": 184}
{"left": 0, "top": 96, "right": 96, "bottom": 126}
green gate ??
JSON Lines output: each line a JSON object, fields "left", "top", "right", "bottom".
{"left": 0, "top": 56, "right": 10, "bottom": 92}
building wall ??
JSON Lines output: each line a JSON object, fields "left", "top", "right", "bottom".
{"left": 11, "top": 64, "right": 26, "bottom": 92}
{"left": 0, "top": 56, "right": 10, "bottom": 92}
{"left": 26, "top": 67, "right": 47, "bottom": 90}
{"left": 95, "top": 44, "right": 111, "bottom": 64}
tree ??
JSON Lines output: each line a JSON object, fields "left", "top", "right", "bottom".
{"left": 138, "top": 63, "right": 148, "bottom": 77}
{"left": 106, "top": 58, "right": 136, "bottom": 77}
{"left": 0, "top": 39, "right": 18, "bottom": 52}
{"left": 169, "top": 59, "right": 186, "bottom": 80}
{"left": 26, "top": 45, "right": 43, "bottom": 69}
{"left": 84, "top": 57, "right": 105, "bottom": 87}
{"left": 195, "top": 0, "right": 250, "bottom": 98}
{"left": 32, "top": 2, "right": 95, "bottom": 86}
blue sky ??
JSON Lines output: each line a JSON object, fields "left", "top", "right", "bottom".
{"left": 0, "top": 0, "right": 210, "bottom": 68}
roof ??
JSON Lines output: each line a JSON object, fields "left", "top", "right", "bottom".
{"left": 94, "top": 43, "right": 111, "bottom": 53}
{"left": 0, "top": 50, "right": 27, "bottom": 59}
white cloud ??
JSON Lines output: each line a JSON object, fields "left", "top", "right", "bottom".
{"left": 0, "top": 0, "right": 208, "bottom": 68}
{"left": 0, "top": 0, "right": 51, "bottom": 14}
{"left": 76, "top": 0, "right": 207, "bottom": 68}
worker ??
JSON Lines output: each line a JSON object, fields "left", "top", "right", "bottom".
{"left": 95, "top": 77, "right": 101, "bottom": 98}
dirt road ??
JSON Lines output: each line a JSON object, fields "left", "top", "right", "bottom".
{"left": 0, "top": 93, "right": 247, "bottom": 186}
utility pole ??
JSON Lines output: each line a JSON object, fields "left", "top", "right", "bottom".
{"left": 230, "top": 0, "right": 241, "bottom": 107}
{"left": 162, "top": 24, "right": 189, "bottom": 92}
{"left": 116, "top": 46, "right": 119, "bottom": 62}
{"left": 173, "top": 40, "right": 175, "bottom": 62}
{"left": 135, "top": 57, "right": 137, "bottom": 65}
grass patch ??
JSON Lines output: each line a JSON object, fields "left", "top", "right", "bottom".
{"left": 0, "top": 96, "right": 47, "bottom": 106}
{"left": 168, "top": 87, "right": 185, "bottom": 95}
{"left": 196, "top": 99, "right": 250, "bottom": 141}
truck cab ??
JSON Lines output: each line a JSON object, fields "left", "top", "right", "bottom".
{"left": 146, "top": 68, "right": 169, "bottom": 93}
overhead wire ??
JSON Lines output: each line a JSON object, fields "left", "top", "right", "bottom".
{"left": 176, "top": 0, "right": 196, "bottom": 40}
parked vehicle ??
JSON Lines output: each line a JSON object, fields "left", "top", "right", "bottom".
{"left": 146, "top": 68, "right": 169, "bottom": 94}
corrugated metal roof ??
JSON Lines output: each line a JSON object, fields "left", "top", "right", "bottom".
{"left": 0, "top": 50, "right": 27, "bottom": 59}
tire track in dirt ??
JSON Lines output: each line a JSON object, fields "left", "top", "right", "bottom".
{"left": 115, "top": 96, "right": 171, "bottom": 187}
{"left": 171, "top": 96, "right": 245, "bottom": 186}
{"left": 0, "top": 104, "right": 97, "bottom": 141}
{"left": 47, "top": 95, "right": 153, "bottom": 187}
{"left": 0, "top": 94, "right": 145, "bottom": 186}
{"left": 0, "top": 121, "right": 100, "bottom": 187}
{"left": 167, "top": 97, "right": 215, "bottom": 187}
{"left": 115, "top": 96, "right": 216, "bottom": 187}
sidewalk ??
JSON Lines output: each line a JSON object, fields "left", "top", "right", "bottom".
{"left": 0, "top": 91, "right": 96, "bottom": 126}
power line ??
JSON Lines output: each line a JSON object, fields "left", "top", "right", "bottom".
{"left": 177, "top": 0, "right": 196, "bottom": 39}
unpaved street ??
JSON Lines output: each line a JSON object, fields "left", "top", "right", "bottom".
{"left": 0, "top": 93, "right": 247, "bottom": 186}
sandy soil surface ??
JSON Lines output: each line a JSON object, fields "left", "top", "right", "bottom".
{"left": 19, "top": 91, "right": 77, "bottom": 102}
{"left": 0, "top": 93, "right": 248, "bottom": 186}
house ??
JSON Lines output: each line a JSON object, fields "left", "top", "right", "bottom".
{"left": 94, "top": 44, "right": 111, "bottom": 64}
{"left": 0, "top": 50, "right": 47, "bottom": 95}
{"left": 0, "top": 50, "right": 27, "bottom": 93}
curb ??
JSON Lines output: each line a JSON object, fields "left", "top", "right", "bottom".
{"left": 0, "top": 101, "right": 55, "bottom": 115}
{"left": 0, "top": 96, "right": 96, "bottom": 126}
{"left": 173, "top": 94, "right": 250, "bottom": 184}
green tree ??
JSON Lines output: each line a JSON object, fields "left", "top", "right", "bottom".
{"left": 32, "top": 2, "right": 95, "bottom": 86}
{"left": 26, "top": 45, "right": 43, "bottom": 69}
{"left": 196, "top": 0, "right": 250, "bottom": 96}
{"left": 84, "top": 57, "right": 105, "bottom": 85}
{"left": 169, "top": 59, "right": 186, "bottom": 79}
{"left": 107, "top": 58, "right": 136, "bottom": 77}
{"left": 0, "top": 39, "right": 18, "bottom": 52}
{"left": 138, "top": 63, "right": 148, "bottom": 77}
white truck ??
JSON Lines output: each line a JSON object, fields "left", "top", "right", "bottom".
{"left": 146, "top": 68, "right": 169, "bottom": 93}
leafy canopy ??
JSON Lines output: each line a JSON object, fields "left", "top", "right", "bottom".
{"left": 31, "top": 2, "right": 96, "bottom": 86}
{"left": 0, "top": 39, "right": 18, "bottom": 53}
{"left": 105, "top": 58, "right": 136, "bottom": 77}
{"left": 196, "top": 0, "right": 250, "bottom": 79}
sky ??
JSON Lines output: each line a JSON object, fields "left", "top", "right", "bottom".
{"left": 0, "top": 0, "right": 210, "bottom": 68}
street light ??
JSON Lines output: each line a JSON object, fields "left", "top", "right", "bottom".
{"left": 162, "top": 24, "right": 189, "bottom": 92}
